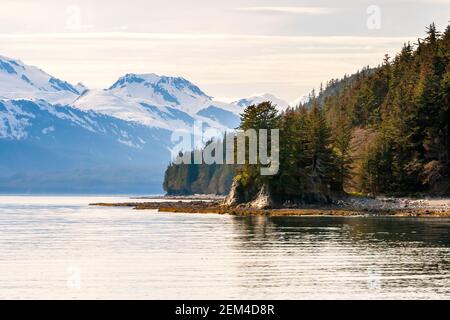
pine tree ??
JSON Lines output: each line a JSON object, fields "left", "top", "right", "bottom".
{"left": 238, "top": 102, "right": 280, "bottom": 196}
{"left": 331, "top": 108, "right": 353, "bottom": 192}
{"left": 163, "top": 23, "right": 450, "bottom": 198}
{"left": 307, "top": 102, "right": 336, "bottom": 187}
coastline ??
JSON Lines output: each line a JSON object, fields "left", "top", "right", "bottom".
{"left": 91, "top": 197, "right": 450, "bottom": 217}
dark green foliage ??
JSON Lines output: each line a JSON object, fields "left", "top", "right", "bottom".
{"left": 270, "top": 103, "right": 341, "bottom": 203}
{"left": 163, "top": 158, "right": 238, "bottom": 195}
{"left": 237, "top": 101, "right": 281, "bottom": 195}
{"left": 164, "top": 23, "right": 450, "bottom": 197}
{"left": 360, "top": 24, "right": 450, "bottom": 195}
{"left": 163, "top": 139, "right": 239, "bottom": 195}
{"left": 296, "top": 23, "right": 449, "bottom": 195}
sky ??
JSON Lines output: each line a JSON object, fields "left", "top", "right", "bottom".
{"left": 0, "top": 0, "right": 448, "bottom": 102}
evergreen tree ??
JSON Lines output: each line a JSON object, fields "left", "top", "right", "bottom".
{"left": 307, "top": 102, "right": 335, "bottom": 185}
{"left": 163, "top": 23, "right": 450, "bottom": 198}
{"left": 331, "top": 108, "right": 354, "bottom": 192}
{"left": 238, "top": 102, "right": 280, "bottom": 194}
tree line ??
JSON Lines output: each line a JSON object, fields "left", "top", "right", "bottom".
{"left": 164, "top": 23, "right": 449, "bottom": 200}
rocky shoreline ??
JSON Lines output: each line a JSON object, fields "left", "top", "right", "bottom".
{"left": 90, "top": 197, "right": 450, "bottom": 217}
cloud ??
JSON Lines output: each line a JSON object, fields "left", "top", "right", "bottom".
{"left": 236, "top": 6, "right": 337, "bottom": 15}
{"left": 0, "top": 31, "right": 416, "bottom": 100}
{"left": 410, "top": 0, "right": 450, "bottom": 2}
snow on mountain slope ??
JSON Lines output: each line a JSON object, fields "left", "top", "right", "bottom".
{"left": 108, "top": 73, "right": 212, "bottom": 113}
{"left": 0, "top": 98, "right": 173, "bottom": 193}
{"left": 0, "top": 53, "right": 292, "bottom": 136}
{"left": 73, "top": 74, "right": 236, "bottom": 131}
{"left": 74, "top": 75, "right": 289, "bottom": 131}
{"left": 73, "top": 88, "right": 225, "bottom": 131}
{"left": 0, "top": 54, "right": 296, "bottom": 192}
{"left": 290, "top": 95, "right": 310, "bottom": 107}
{"left": 0, "top": 99, "right": 169, "bottom": 146}
{"left": 75, "top": 82, "right": 88, "bottom": 94}
{"left": 0, "top": 55, "right": 81, "bottom": 105}
{"left": 196, "top": 105, "right": 241, "bottom": 129}
{"left": 232, "top": 93, "right": 289, "bottom": 111}
{"left": 73, "top": 89, "right": 167, "bottom": 128}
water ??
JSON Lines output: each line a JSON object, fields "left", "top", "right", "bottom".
{"left": 0, "top": 196, "right": 449, "bottom": 299}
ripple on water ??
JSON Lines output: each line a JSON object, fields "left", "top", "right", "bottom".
{"left": 0, "top": 196, "right": 449, "bottom": 299}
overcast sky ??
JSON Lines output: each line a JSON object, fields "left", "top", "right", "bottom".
{"left": 0, "top": 0, "right": 448, "bottom": 101}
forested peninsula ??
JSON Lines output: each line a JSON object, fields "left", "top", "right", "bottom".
{"left": 163, "top": 24, "right": 450, "bottom": 208}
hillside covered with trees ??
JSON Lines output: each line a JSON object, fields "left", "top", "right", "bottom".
{"left": 163, "top": 23, "right": 450, "bottom": 203}
{"left": 163, "top": 146, "right": 237, "bottom": 195}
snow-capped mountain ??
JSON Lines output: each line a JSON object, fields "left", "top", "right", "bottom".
{"left": 0, "top": 55, "right": 81, "bottom": 105}
{"left": 74, "top": 76, "right": 289, "bottom": 131}
{"left": 0, "top": 99, "right": 172, "bottom": 193}
{"left": 73, "top": 73, "right": 238, "bottom": 131}
{"left": 0, "top": 54, "right": 291, "bottom": 192}
{"left": 73, "top": 88, "right": 217, "bottom": 131}
{"left": 108, "top": 73, "right": 212, "bottom": 113}
{"left": 0, "top": 54, "right": 289, "bottom": 132}
{"left": 233, "top": 93, "right": 289, "bottom": 111}
{"left": 290, "top": 95, "right": 310, "bottom": 107}
{"left": 75, "top": 82, "right": 88, "bottom": 94}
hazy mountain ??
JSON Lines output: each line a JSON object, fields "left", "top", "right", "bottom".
{"left": 233, "top": 93, "right": 289, "bottom": 111}
{"left": 0, "top": 55, "right": 81, "bottom": 105}
{"left": 0, "top": 54, "right": 289, "bottom": 193}
{"left": 0, "top": 99, "right": 172, "bottom": 193}
{"left": 73, "top": 75, "right": 290, "bottom": 131}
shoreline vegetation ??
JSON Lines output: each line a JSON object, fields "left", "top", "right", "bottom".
{"left": 92, "top": 24, "right": 450, "bottom": 218}
{"left": 91, "top": 196, "right": 450, "bottom": 217}
{"left": 163, "top": 24, "right": 450, "bottom": 206}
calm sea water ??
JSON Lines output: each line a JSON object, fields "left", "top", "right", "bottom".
{"left": 0, "top": 196, "right": 449, "bottom": 300}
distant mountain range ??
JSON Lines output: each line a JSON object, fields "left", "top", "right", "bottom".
{"left": 0, "top": 54, "right": 295, "bottom": 193}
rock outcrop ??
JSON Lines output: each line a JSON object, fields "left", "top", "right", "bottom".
{"left": 223, "top": 179, "right": 276, "bottom": 209}
{"left": 248, "top": 184, "right": 274, "bottom": 209}
{"left": 222, "top": 178, "right": 243, "bottom": 207}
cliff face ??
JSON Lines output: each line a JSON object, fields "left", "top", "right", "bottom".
{"left": 223, "top": 178, "right": 332, "bottom": 209}
{"left": 222, "top": 178, "right": 243, "bottom": 207}
{"left": 248, "top": 185, "right": 275, "bottom": 209}
{"left": 222, "top": 179, "right": 276, "bottom": 209}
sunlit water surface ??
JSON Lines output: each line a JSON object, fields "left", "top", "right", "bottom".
{"left": 0, "top": 196, "right": 449, "bottom": 299}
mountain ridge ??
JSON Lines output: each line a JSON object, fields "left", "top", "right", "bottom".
{"left": 0, "top": 55, "right": 81, "bottom": 105}
{"left": 0, "top": 54, "right": 290, "bottom": 131}
{"left": 0, "top": 54, "right": 290, "bottom": 193}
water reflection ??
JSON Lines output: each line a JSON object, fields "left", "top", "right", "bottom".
{"left": 0, "top": 196, "right": 448, "bottom": 299}
{"left": 229, "top": 216, "right": 450, "bottom": 299}
{"left": 231, "top": 215, "right": 450, "bottom": 245}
